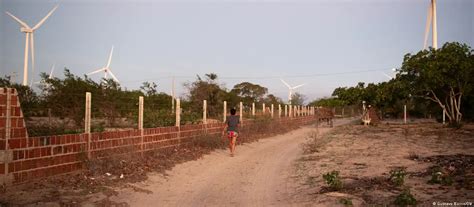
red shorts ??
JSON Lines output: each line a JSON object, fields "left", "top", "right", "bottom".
{"left": 227, "top": 131, "right": 238, "bottom": 139}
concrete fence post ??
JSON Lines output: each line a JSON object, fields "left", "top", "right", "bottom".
{"left": 223, "top": 101, "right": 227, "bottom": 122}
{"left": 138, "top": 96, "right": 144, "bottom": 130}
{"left": 285, "top": 105, "right": 288, "bottom": 117}
{"left": 176, "top": 99, "right": 181, "bottom": 127}
{"left": 288, "top": 105, "right": 292, "bottom": 117}
{"left": 239, "top": 102, "right": 243, "bottom": 124}
{"left": 262, "top": 103, "right": 265, "bottom": 115}
{"left": 85, "top": 92, "right": 91, "bottom": 158}
{"left": 342, "top": 107, "right": 345, "bottom": 117}
{"left": 85, "top": 92, "right": 91, "bottom": 133}
{"left": 138, "top": 96, "right": 144, "bottom": 153}
{"left": 404, "top": 104, "right": 407, "bottom": 124}
{"left": 278, "top": 104, "right": 282, "bottom": 118}
{"left": 203, "top": 100, "right": 207, "bottom": 124}
{"left": 252, "top": 102, "right": 255, "bottom": 116}
{"left": 271, "top": 104, "right": 274, "bottom": 118}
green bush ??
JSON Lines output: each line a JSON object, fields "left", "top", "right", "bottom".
{"left": 389, "top": 168, "right": 407, "bottom": 186}
{"left": 339, "top": 198, "right": 353, "bottom": 206}
{"left": 394, "top": 189, "right": 417, "bottom": 206}
{"left": 428, "top": 166, "right": 453, "bottom": 186}
{"left": 322, "top": 170, "right": 343, "bottom": 191}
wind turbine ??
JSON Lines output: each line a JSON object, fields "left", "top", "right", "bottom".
{"left": 423, "top": 0, "right": 438, "bottom": 49}
{"left": 87, "top": 46, "right": 120, "bottom": 83}
{"left": 280, "top": 79, "right": 305, "bottom": 104}
{"left": 5, "top": 5, "right": 59, "bottom": 86}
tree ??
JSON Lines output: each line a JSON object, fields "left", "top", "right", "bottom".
{"left": 185, "top": 73, "right": 227, "bottom": 118}
{"left": 291, "top": 92, "right": 306, "bottom": 105}
{"left": 400, "top": 42, "right": 474, "bottom": 124}
{"left": 309, "top": 97, "right": 345, "bottom": 107}
{"left": 40, "top": 69, "right": 101, "bottom": 126}
{"left": 140, "top": 82, "right": 158, "bottom": 96}
{"left": 264, "top": 94, "right": 283, "bottom": 105}
{"left": 231, "top": 82, "right": 268, "bottom": 103}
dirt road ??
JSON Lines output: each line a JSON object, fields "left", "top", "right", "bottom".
{"left": 101, "top": 120, "right": 349, "bottom": 206}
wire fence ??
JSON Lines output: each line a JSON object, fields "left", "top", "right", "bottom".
{"left": 22, "top": 92, "right": 362, "bottom": 137}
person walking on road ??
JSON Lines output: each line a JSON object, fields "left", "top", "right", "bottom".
{"left": 222, "top": 108, "right": 240, "bottom": 157}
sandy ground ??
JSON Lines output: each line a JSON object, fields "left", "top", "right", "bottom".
{"left": 292, "top": 122, "right": 474, "bottom": 206}
{"left": 82, "top": 119, "right": 350, "bottom": 207}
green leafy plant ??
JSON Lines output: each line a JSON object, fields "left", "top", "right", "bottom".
{"left": 322, "top": 170, "right": 343, "bottom": 191}
{"left": 339, "top": 198, "right": 353, "bottom": 206}
{"left": 389, "top": 168, "right": 407, "bottom": 186}
{"left": 428, "top": 166, "right": 453, "bottom": 186}
{"left": 394, "top": 188, "right": 417, "bottom": 206}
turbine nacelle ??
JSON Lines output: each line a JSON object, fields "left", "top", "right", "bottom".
{"left": 20, "top": 28, "right": 33, "bottom": 33}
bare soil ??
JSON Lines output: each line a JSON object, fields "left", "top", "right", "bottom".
{"left": 293, "top": 121, "right": 474, "bottom": 206}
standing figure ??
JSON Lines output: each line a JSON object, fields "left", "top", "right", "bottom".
{"left": 222, "top": 108, "right": 240, "bottom": 157}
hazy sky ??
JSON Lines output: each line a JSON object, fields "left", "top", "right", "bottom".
{"left": 1, "top": 0, "right": 473, "bottom": 102}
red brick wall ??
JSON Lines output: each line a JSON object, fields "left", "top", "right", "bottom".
{"left": 1, "top": 88, "right": 316, "bottom": 185}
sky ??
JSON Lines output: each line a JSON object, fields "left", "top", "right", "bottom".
{"left": 1, "top": 0, "right": 473, "bottom": 102}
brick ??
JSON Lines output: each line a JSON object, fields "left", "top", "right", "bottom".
{"left": 8, "top": 138, "right": 22, "bottom": 149}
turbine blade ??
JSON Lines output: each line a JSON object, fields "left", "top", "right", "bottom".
{"left": 381, "top": 72, "right": 393, "bottom": 80}
{"left": 32, "top": 5, "right": 59, "bottom": 30}
{"left": 423, "top": 2, "right": 433, "bottom": 49}
{"left": 108, "top": 70, "right": 119, "bottom": 83}
{"left": 280, "top": 79, "right": 291, "bottom": 88}
{"left": 49, "top": 63, "right": 55, "bottom": 79}
{"left": 87, "top": 68, "right": 105, "bottom": 75}
{"left": 5, "top": 12, "right": 31, "bottom": 29}
{"left": 106, "top": 46, "right": 114, "bottom": 68}
{"left": 292, "top": 84, "right": 305, "bottom": 89}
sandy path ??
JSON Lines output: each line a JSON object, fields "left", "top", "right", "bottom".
{"left": 109, "top": 119, "right": 349, "bottom": 207}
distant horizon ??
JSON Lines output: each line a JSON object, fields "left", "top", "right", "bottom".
{"left": 1, "top": 0, "right": 473, "bottom": 102}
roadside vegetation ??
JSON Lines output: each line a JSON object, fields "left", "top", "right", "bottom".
{"left": 1, "top": 72, "right": 291, "bottom": 136}
{"left": 310, "top": 42, "right": 474, "bottom": 126}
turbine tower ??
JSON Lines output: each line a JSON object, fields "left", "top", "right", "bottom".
{"left": 5, "top": 5, "right": 59, "bottom": 86}
{"left": 424, "top": 0, "right": 438, "bottom": 49}
{"left": 87, "top": 46, "right": 120, "bottom": 83}
{"left": 280, "top": 79, "right": 305, "bottom": 104}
